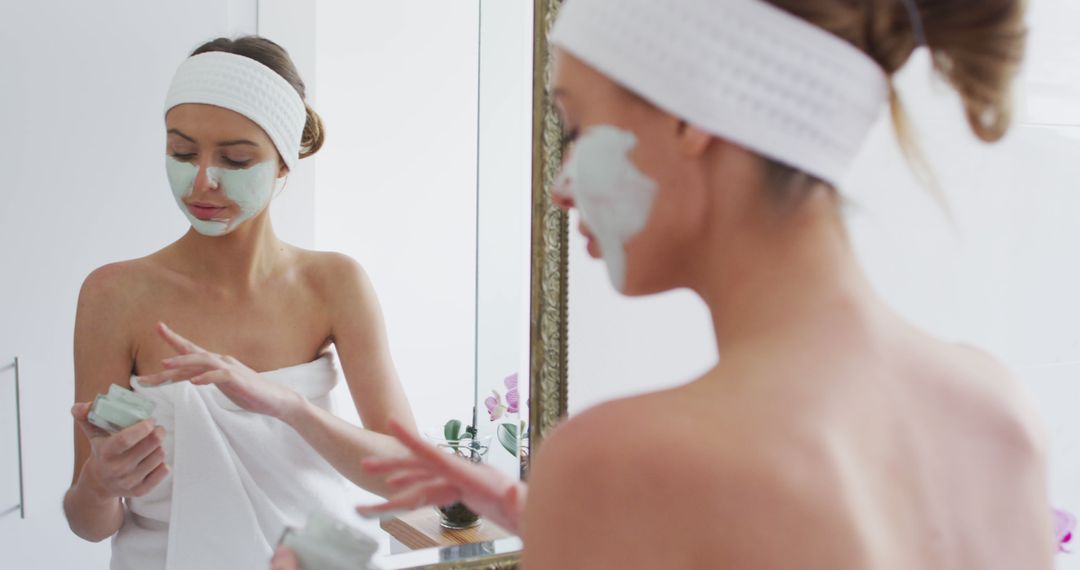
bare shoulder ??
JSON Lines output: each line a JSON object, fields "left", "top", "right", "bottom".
{"left": 74, "top": 259, "right": 162, "bottom": 393}
{"left": 292, "top": 250, "right": 390, "bottom": 346}
{"left": 523, "top": 389, "right": 780, "bottom": 568}
{"left": 530, "top": 382, "right": 769, "bottom": 493}
{"left": 293, "top": 250, "right": 375, "bottom": 300}
{"left": 522, "top": 398, "right": 662, "bottom": 567}
{"left": 76, "top": 253, "right": 184, "bottom": 350}
{"left": 78, "top": 258, "right": 157, "bottom": 315}
{"left": 943, "top": 342, "right": 1048, "bottom": 454}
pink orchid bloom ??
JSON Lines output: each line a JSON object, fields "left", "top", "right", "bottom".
{"left": 1055, "top": 508, "right": 1076, "bottom": 554}
{"left": 505, "top": 373, "right": 520, "bottom": 414}
{"left": 485, "top": 390, "right": 507, "bottom": 421}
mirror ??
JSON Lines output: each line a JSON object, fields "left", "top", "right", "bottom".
{"left": 313, "top": 0, "right": 535, "bottom": 562}
{"left": 0, "top": 0, "right": 567, "bottom": 568}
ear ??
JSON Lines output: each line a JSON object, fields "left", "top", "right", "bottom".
{"left": 676, "top": 122, "right": 712, "bottom": 159}
{"left": 277, "top": 159, "right": 290, "bottom": 179}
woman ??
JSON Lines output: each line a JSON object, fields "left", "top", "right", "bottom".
{"left": 308, "top": 0, "right": 1058, "bottom": 569}
{"left": 63, "top": 36, "right": 415, "bottom": 569}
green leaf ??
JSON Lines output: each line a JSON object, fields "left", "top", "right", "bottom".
{"left": 497, "top": 423, "right": 518, "bottom": 456}
{"left": 444, "top": 419, "right": 463, "bottom": 442}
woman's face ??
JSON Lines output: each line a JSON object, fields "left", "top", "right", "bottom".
{"left": 165, "top": 103, "right": 285, "bottom": 227}
{"left": 551, "top": 50, "right": 724, "bottom": 296}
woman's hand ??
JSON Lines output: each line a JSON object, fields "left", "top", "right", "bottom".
{"left": 270, "top": 545, "right": 300, "bottom": 570}
{"left": 138, "top": 323, "right": 304, "bottom": 420}
{"left": 356, "top": 421, "right": 527, "bottom": 533}
{"left": 71, "top": 401, "right": 169, "bottom": 499}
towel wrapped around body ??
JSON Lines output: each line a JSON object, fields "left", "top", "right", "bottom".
{"left": 110, "top": 352, "right": 354, "bottom": 570}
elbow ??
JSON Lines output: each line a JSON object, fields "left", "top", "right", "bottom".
{"left": 77, "top": 529, "right": 115, "bottom": 544}
{"left": 66, "top": 515, "right": 119, "bottom": 544}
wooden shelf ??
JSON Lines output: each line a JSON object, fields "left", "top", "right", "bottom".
{"left": 380, "top": 508, "right": 514, "bottom": 550}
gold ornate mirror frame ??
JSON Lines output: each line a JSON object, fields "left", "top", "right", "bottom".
{"left": 402, "top": 1, "right": 565, "bottom": 568}
{"left": 526, "top": 0, "right": 568, "bottom": 464}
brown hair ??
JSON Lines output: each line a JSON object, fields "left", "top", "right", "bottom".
{"left": 191, "top": 36, "right": 325, "bottom": 160}
{"left": 760, "top": 0, "right": 1027, "bottom": 201}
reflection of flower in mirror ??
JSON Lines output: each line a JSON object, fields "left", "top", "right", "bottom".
{"left": 1056, "top": 508, "right": 1076, "bottom": 554}
{"left": 485, "top": 390, "right": 507, "bottom": 421}
{"left": 483, "top": 373, "right": 525, "bottom": 458}
{"left": 485, "top": 373, "right": 520, "bottom": 421}
{"left": 505, "top": 373, "right": 519, "bottom": 414}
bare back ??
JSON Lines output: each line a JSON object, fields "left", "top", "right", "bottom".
{"left": 523, "top": 317, "right": 1053, "bottom": 569}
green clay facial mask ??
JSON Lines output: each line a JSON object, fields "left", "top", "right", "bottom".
{"left": 166, "top": 157, "right": 280, "bottom": 236}
{"left": 555, "top": 125, "right": 658, "bottom": 292}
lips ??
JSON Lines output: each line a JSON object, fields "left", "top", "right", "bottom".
{"left": 187, "top": 203, "right": 227, "bottom": 220}
{"left": 578, "top": 222, "right": 596, "bottom": 241}
{"left": 579, "top": 223, "right": 602, "bottom": 258}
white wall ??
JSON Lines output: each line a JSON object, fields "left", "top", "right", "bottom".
{"left": 312, "top": 2, "right": 481, "bottom": 554}
{"left": 0, "top": 1, "right": 261, "bottom": 567}
{"left": 314, "top": 0, "right": 533, "bottom": 544}
{"left": 566, "top": 5, "right": 1080, "bottom": 567}
{"left": 260, "top": 0, "right": 318, "bottom": 249}
{"left": 313, "top": 0, "right": 480, "bottom": 442}
{"left": 473, "top": 0, "right": 534, "bottom": 474}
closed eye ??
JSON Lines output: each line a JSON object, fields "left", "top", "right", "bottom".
{"left": 561, "top": 129, "right": 579, "bottom": 153}
{"left": 222, "top": 157, "right": 252, "bottom": 168}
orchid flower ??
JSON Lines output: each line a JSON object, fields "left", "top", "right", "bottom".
{"left": 485, "top": 390, "right": 507, "bottom": 421}
{"left": 485, "top": 373, "right": 521, "bottom": 421}
{"left": 505, "top": 373, "right": 520, "bottom": 415}
{"left": 1056, "top": 508, "right": 1076, "bottom": 554}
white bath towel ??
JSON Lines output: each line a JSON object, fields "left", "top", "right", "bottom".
{"left": 110, "top": 353, "right": 356, "bottom": 570}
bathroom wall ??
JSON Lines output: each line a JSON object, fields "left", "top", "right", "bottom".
{"left": 567, "top": 3, "right": 1080, "bottom": 566}
{"left": 0, "top": 1, "right": 261, "bottom": 567}
{"left": 313, "top": 0, "right": 480, "bottom": 443}
{"left": 314, "top": 0, "right": 534, "bottom": 483}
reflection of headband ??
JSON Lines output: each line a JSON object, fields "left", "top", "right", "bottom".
{"left": 550, "top": 0, "right": 889, "bottom": 187}
{"left": 164, "top": 51, "right": 307, "bottom": 172}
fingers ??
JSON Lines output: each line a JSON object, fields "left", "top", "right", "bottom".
{"left": 156, "top": 322, "right": 204, "bottom": 355}
{"left": 356, "top": 480, "right": 460, "bottom": 516}
{"left": 386, "top": 420, "right": 457, "bottom": 468}
{"left": 139, "top": 353, "right": 222, "bottom": 386}
{"left": 72, "top": 402, "right": 110, "bottom": 439}
{"left": 361, "top": 455, "right": 431, "bottom": 475}
{"left": 102, "top": 419, "right": 157, "bottom": 457}
{"left": 91, "top": 427, "right": 168, "bottom": 499}
{"left": 162, "top": 353, "right": 220, "bottom": 370}
{"left": 120, "top": 426, "right": 165, "bottom": 465}
{"left": 138, "top": 366, "right": 209, "bottom": 386}
{"left": 124, "top": 446, "right": 166, "bottom": 489}
{"left": 71, "top": 401, "right": 91, "bottom": 421}
{"left": 191, "top": 369, "right": 229, "bottom": 386}
{"left": 128, "top": 463, "right": 170, "bottom": 498}
{"left": 271, "top": 545, "right": 300, "bottom": 570}
{"left": 386, "top": 469, "right": 439, "bottom": 489}
{"left": 75, "top": 416, "right": 110, "bottom": 440}
{"left": 135, "top": 371, "right": 171, "bottom": 386}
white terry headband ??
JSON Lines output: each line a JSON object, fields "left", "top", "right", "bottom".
{"left": 164, "top": 51, "right": 307, "bottom": 173}
{"left": 550, "top": 0, "right": 890, "bottom": 187}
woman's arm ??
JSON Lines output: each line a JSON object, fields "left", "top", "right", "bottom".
{"left": 284, "top": 254, "right": 417, "bottom": 496}
{"left": 279, "top": 400, "right": 408, "bottom": 497}
{"left": 64, "top": 265, "right": 169, "bottom": 542}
